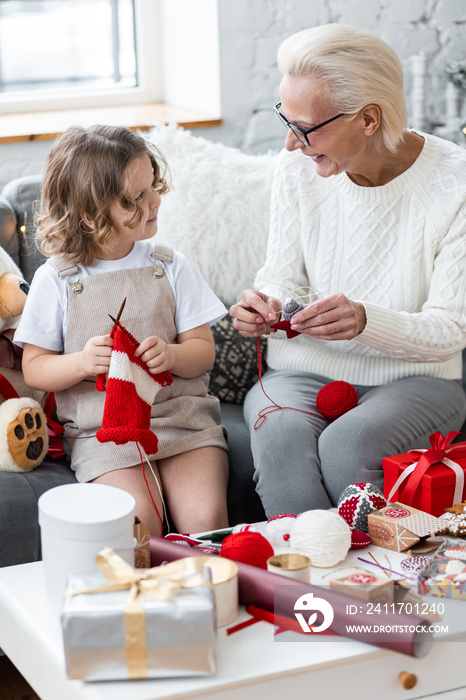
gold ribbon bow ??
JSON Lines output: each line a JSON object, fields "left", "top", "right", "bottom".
{"left": 68, "top": 547, "right": 212, "bottom": 679}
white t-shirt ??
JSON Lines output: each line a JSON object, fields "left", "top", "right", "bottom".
{"left": 14, "top": 241, "right": 227, "bottom": 352}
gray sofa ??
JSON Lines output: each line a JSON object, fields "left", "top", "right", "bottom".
{"left": 0, "top": 125, "right": 465, "bottom": 568}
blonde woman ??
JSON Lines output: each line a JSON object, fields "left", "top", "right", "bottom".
{"left": 230, "top": 24, "right": 466, "bottom": 518}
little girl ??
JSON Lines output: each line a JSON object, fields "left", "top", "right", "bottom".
{"left": 15, "top": 124, "right": 229, "bottom": 537}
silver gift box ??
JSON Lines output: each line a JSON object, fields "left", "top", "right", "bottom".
{"left": 61, "top": 571, "right": 216, "bottom": 681}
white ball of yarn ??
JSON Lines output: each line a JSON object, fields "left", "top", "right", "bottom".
{"left": 289, "top": 510, "right": 351, "bottom": 567}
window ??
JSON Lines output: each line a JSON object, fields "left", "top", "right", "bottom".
{"left": 0, "top": 0, "right": 162, "bottom": 113}
{"left": 0, "top": 0, "right": 137, "bottom": 94}
{"left": 0, "top": 0, "right": 220, "bottom": 121}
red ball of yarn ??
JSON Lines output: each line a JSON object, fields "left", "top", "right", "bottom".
{"left": 220, "top": 530, "right": 274, "bottom": 569}
{"left": 316, "top": 381, "right": 358, "bottom": 421}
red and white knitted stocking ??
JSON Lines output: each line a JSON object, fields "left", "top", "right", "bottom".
{"left": 96, "top": 323, "right": 172, "bottom": 454}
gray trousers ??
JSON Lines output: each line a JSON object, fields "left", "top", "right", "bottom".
{"left": 243, "top": 370, "right": 466, "bottom": 518}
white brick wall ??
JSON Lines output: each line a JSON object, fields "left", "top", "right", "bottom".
{"left": 1, "top": 0, "right": 465, "bottom": 191}
{"left": 196, "top": 0, "right": 466, "bottom": 152}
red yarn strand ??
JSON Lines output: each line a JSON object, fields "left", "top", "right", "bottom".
{"left": 137, "top": 442, "right": 164, "bottom": 535}
{"left": 254, "top": 337, "right": 326, "bottom": 430}
{"left": 255, "top": 338, "right": 359, "bottom": 428}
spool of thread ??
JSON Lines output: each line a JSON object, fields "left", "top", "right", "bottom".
{"left": 289, "top": 510, "right": 352, "bottom": 568}
{"left": 221, "top": 530, "right": 274, "bottom": 569}
{"left": 316, "top": 381, "right": 358, "bottom": 421}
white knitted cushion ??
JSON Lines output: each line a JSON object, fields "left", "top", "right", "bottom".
{"left": 146, "top": 124, "right": 277, "bottom": 307}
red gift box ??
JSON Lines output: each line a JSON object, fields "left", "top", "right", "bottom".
{"left": 383, "top": 431, "right": 466, "bottom": 517}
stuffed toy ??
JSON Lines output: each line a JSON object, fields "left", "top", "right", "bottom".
{"left": 0, "top": 246, "right": 50, "bottom": 472}
{"left": 0, "top": 375, "right": 48, "bottom": 472}
{"left": 0, "top": 246, "right": 30, "bottom": 371}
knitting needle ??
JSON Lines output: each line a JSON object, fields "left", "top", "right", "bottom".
{"left": 197, "top": 527, "right": 234, "bottom": 543}
{"left": 109, "top": 297, "right": 127, "bottom": 329}
{"left": 357, "top": 556, "right": 417, "bottom": 581}
{"left": 368, "top": 551, "right": 392, "bottom": 580}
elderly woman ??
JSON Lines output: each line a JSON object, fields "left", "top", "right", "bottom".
{"left": 230, "top": 24, "right": 466, "bottom": 518}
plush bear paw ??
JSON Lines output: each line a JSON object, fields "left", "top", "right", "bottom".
{"left": 0, "top": 397, "right": 48, "bottom": 472}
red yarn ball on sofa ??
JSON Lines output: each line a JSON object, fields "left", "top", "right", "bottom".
{"left": 221, "top": 530, "right": 274, "bottom": 569}
{"left": 316, "top": 381, "right": 358, "bottom": 421}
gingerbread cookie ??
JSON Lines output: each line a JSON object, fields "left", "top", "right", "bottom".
{"left": 445, "top": 501, "right": 466, "bottom": 515}
{"left": 436, "top": 506, "right": 466, "bottom": 537}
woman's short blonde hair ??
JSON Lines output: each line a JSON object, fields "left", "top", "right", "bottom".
{"left": 37, "top": 124, "right": 170, "bottom": 265}
{"left": 277, "top": 24, "right": 408, "bottom": 152}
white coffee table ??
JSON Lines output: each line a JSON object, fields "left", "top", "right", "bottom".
{"left": 0, "top": 545, "right": 466, "bottom": 700}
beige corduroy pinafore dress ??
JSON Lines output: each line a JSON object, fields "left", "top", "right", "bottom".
{"left": 50, "top": 243, "right": 227, "bottom": 483}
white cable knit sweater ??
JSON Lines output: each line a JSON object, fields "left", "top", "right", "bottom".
{"left": 256, "top": 132, "right": 466, "bottom": 386}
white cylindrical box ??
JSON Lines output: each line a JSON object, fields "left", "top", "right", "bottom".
{"left": 38, "top": 483, "right": 136, "bottom": 615}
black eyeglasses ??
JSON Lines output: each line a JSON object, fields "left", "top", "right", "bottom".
{"left": 274, "top": 102, "right": 346, "bottom": 145}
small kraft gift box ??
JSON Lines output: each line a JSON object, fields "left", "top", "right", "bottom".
{"left": 383, "top": 431, "right": 466, "bottom": 517}
{"left": 367, "top": 503, "right": 443, "bottom": 552}
{"left": 61, "top": 549, "right": 217, "bottom": 681}
{"left": 329, "top": 568, "right": 394, "bottom": 605}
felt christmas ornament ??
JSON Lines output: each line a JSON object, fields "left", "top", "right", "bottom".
{"left": 96, "top": 322, "right": 173, "bottom": 454}
{"left": 350, "top": 530, "right": 371, "bottom": 550}
{"left": 264, "top": 513, "right": 298, "bottom": 547}
{"left": 269, "top": 297, "right": 305, "bottom": 339}
{"left": 289, "top": 510, "right": 352, "bottom": 567}
{"left": 338, "top": 482, "right": 387, "bottom": 533}
{"left": 220, "top": 530, "right": 274, "bottom": 569}
{"left": 281, "top": 298, "right": 305, "bottom": 321}
{"left": 270, "top": 298, "right": 304, "bottom": 339}
{"left": 316, "top": 381, "right": 359, "bottom": 421}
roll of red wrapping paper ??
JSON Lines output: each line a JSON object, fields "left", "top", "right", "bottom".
{"left": 150, "top": 536, "right": 433, "bottom": 658}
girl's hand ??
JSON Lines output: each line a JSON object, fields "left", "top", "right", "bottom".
{"left": 229, "top": 290, "right": 282, "bottom": 337}
{"left": 135, "top": 336, "right": 175, "bottom": 373}
{"left": 289, "top": 293, "right": 366, "bottom": 340}
{"left": 80, "top": 335, "right": 114, "bottom": 376}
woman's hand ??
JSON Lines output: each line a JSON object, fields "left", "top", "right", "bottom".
{"left": 289, "top": 294, "right": 366, "bottom": 340}
{"left": 80, "top": 334, "right": 113, "bottom": 376}
{"left": 229, "top": 290, "right": 282, "bottom": 337}
{"left": 135, "top": 336, "right": 175, "bottom": 374}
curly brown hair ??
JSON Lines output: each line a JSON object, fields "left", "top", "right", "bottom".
{"left": 36, "top": 125, "right": 170, "bottom": 265}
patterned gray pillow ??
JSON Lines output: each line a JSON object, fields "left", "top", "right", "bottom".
{"left": 208, "top": 316, "right": 267, "bottom": 404}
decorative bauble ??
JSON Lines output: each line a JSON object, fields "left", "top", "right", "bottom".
{"left": 400, "top": 555, "right": 430, "bottom": 573}
{"left": 289, "top": 510, "right": 351, "bottom": 568}
{"left": 316, "top": 381, "right": 358, "bottom": 421}
{"left": 338, "top": 482, "right": 387, "bottom": 533}
{"left": 221, "top": 530, "right": 274, "bottom": 569}
{"left": 350, "top": 530, "right": 371, "bottom": 549}
{"left": 264, "top": 513, "right": 298, "bottom": 547}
